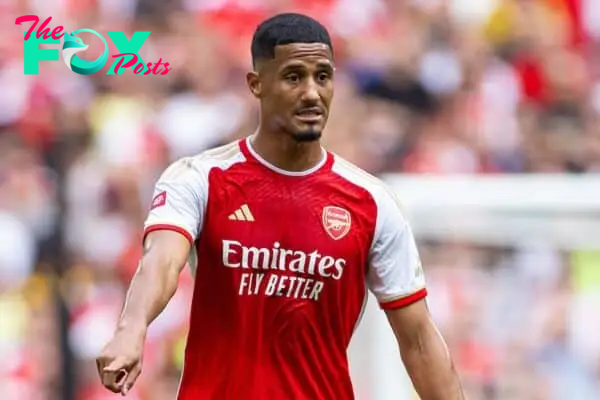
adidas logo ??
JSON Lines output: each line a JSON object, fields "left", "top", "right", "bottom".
{"left": 228, "top": 204, "right": 255, "bottom": 221}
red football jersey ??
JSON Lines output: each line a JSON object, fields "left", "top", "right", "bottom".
{"left": 143, "top": 137, "right": 427, "bottom": 400}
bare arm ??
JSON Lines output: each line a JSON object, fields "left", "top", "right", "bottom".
{"left": 97, "top": 230, "right": 191, "bottom": 394}
{"left": 365, "top": 181, "right": 463, "bottom": 398}
{"left": 386, "top": 299, "right": 464, "bottom": 400}
{"left": 386, "top": 300, "right": 465, "bottom": 400}
{"left": 117, "top": 230, "right": 191, "bottom": 334}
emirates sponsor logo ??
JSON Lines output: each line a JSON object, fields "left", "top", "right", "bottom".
{"left": 221, "top": 239, "right": 347, "bottom": 301}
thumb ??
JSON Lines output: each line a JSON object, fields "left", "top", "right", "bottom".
{"left": 103, "top": 358, "right": 129, "bottom": 373}
{"left": 100, "top": 359, "right": 129, "bottom": 393}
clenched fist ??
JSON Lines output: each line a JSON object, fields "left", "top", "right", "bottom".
{"left": 96, "top": 329, "right": 146, "bottom": 396}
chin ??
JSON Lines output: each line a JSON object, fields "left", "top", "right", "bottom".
{"left": 291, "top": 122, "right": 324, "bottom": 142}
{"left": 292, "top": 129, "right": 322, "bottom": 143}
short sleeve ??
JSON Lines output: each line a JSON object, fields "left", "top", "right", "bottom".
{"left": 143, "top": 157, "right": 207, "bottom": 245}
{"left": 367, "top": 188, "right": 427, "bottom": 310}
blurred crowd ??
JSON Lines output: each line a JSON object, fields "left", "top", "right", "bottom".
{"left": 1, "top": 0, "right": 600, "bottom": 399}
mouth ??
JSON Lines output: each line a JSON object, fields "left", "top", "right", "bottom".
{"left": 295, "top": 107, "right": 323, "bottom": 123}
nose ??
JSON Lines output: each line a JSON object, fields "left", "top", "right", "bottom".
{"left": 301, "top": 77, "right": 320, "bottom": 103}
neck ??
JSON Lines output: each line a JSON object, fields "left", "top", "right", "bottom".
{"left": 250, "top": 127, "right": 324, "bottom": 173}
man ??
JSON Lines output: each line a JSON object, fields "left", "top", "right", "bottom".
{"left": 97, "top": 12, "right": 464, "bottom": 399}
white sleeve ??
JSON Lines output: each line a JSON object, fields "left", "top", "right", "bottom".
{"left": 367, "top": 187, "right": 427, "bottom": 309}
{"left": 143, "top": 157, "right": 207, "bottom": 244}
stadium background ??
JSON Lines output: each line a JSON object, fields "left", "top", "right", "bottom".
{"left": 2, "top": 0, "right": 600, "bottom": 399}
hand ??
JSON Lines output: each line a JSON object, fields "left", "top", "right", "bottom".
{"left": 96, "top": 328, "right": 146, "bottom": 396}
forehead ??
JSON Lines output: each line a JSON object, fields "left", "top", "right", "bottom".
{"left": 271, "top": 43, "right": 333, "bottom": 67}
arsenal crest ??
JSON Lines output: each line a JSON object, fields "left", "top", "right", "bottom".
{"left": 322, "top": 206, "right": 351, "bottom": 240}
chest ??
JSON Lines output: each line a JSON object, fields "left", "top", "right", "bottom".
{"left": 200, "top": 171, "right": 375, "bottom": 263}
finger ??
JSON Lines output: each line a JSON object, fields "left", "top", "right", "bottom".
{"left": 96, "top": 353, "right": 113, "bottom": 370}
{"left": 96, "top": 357, "right": 114, "bottom": 388}
{"left": 121, "top": 363, "right": 142, "bottom": 396}
{"left": 101, "top": 374, "right": 122, "bottom": 394}
{"left": 116, "top": 369, "right": 128, "bottom": 386}
{"left": 101, "top": 368, "right": 127, "bottom": 393}
{"left": 101, "top": 358, "right": 128, "bottom": 391}
{"left": 103, "top": 357, "right": 130, "bottom": 373}
{"left": 95, "top": 358, "right": 104, "bottom": 379}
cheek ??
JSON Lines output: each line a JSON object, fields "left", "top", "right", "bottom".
{"left": 264, "top": 97, "right": 293, "bottom": 121}
{"left": 320, "top": 84, "right": 333, "bottom": 99}
{"left": 322, "top": 93, "right": 333, "bottom": 110}
{"left": 273, "top": 92, "right": 297, "bottom": 113}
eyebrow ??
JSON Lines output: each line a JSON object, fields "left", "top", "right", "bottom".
{"left": 280, "top": 61, "right": 334, "bottom": 72}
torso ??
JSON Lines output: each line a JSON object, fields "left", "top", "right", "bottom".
{"left": 180, "top": 139, "right": 377, "bottom": 400}
{"left": 144, "top": 136, "right": 427, "bottom": 400}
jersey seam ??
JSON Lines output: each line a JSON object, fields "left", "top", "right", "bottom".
{"left": 329, "top": 155, "right": 381, "bottom": 273}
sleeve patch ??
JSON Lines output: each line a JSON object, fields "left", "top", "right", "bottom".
{"left": 150, "top": 191, "right": 167, "bottom": 210}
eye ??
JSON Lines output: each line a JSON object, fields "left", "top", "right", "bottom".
{"left": 317, "top": 72, "right": 331, "bottom": 82}
{"left": 285, "top": 73, "right": 300, "bottom": 84}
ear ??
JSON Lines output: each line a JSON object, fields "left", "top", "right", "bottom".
{"left": 246, "top": 71, "right": 261, "bottom": 99}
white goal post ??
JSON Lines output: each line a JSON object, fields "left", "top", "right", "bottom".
{"left": 348, "top": 174, "right": 600, "bottom": 400}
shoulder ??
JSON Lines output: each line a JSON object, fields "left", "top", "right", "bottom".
{"left": 161, "top": 140, "right": 247, "bottom": 181}
{"left": 330, "top": 154, "right": 405, "bottom": 216}
{"left": 193, "top": 140, "right": 246, "bottom": 167}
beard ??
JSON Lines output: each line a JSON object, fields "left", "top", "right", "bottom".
{"left": 292, "top": 128, "right": 322, "bottom": 143}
